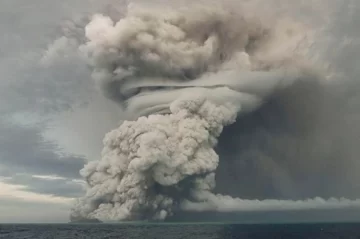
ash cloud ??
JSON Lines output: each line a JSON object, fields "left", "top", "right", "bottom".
{"left": 70, "top": 2, "right": 360, "bottom": 222}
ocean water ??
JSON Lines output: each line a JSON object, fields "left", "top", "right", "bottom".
{"left": 1, "top": 223, "right": 360, "bottom": 239}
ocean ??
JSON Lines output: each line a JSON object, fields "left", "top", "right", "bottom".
{"left": 1, "top": 223, "right": 360, "bottom": 239}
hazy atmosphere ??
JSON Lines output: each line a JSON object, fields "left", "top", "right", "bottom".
{"left": 1, "top": 0, "right": 360, "bottom": 223}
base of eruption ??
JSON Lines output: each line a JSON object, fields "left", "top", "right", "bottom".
{"left": 167, "top": 208, "right": 360, "bottom": 223}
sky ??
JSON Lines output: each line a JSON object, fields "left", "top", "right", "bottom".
{"left": 0, "top": 0, "right": 124, "bottom": 223}
{"left": 0, "top": 0, "right": 359, "bottom": 223}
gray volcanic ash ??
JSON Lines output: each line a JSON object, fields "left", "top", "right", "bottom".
{"left": 70, "top": 3, "right": 360, "bottom": 222}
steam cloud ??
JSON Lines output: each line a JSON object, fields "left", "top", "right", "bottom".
{"left": 70, "top": 3, "right": 360, "bottom": 222}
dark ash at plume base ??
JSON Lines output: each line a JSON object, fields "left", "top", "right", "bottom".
{"left": 69, "top": 2, "right": 360, "bottom": 222}
{"left": 215, "top": 77, "right": 326, "bottom": 200}
{"left": 69, "top": 217, "right": 102, "bottom": 224}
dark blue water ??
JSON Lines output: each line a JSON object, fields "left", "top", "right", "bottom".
{"left": 1, "top": 223, "right": 360, "bottom": 239}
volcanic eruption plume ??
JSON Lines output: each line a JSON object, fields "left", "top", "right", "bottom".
{"left": 70, "top": 3, "right": 360, "bottom": 222}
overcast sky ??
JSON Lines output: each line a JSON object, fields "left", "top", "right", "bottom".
{"left": 0, "top": 0, "right": 359, "bottom": 223}
{"left": 0, "top": 0, "right": 124, "bottom": 223}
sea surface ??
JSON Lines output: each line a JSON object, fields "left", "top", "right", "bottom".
{"left": 1, "top": 223, "right": 360, "bottom": 239}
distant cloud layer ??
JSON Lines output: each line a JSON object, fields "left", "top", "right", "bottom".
{"left": 0, "top": 122, "right": 85, "bottom": 179}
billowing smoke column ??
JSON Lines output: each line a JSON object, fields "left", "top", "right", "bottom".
{"left": 71, "top": 4, "right": 360, "bottom": 221}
